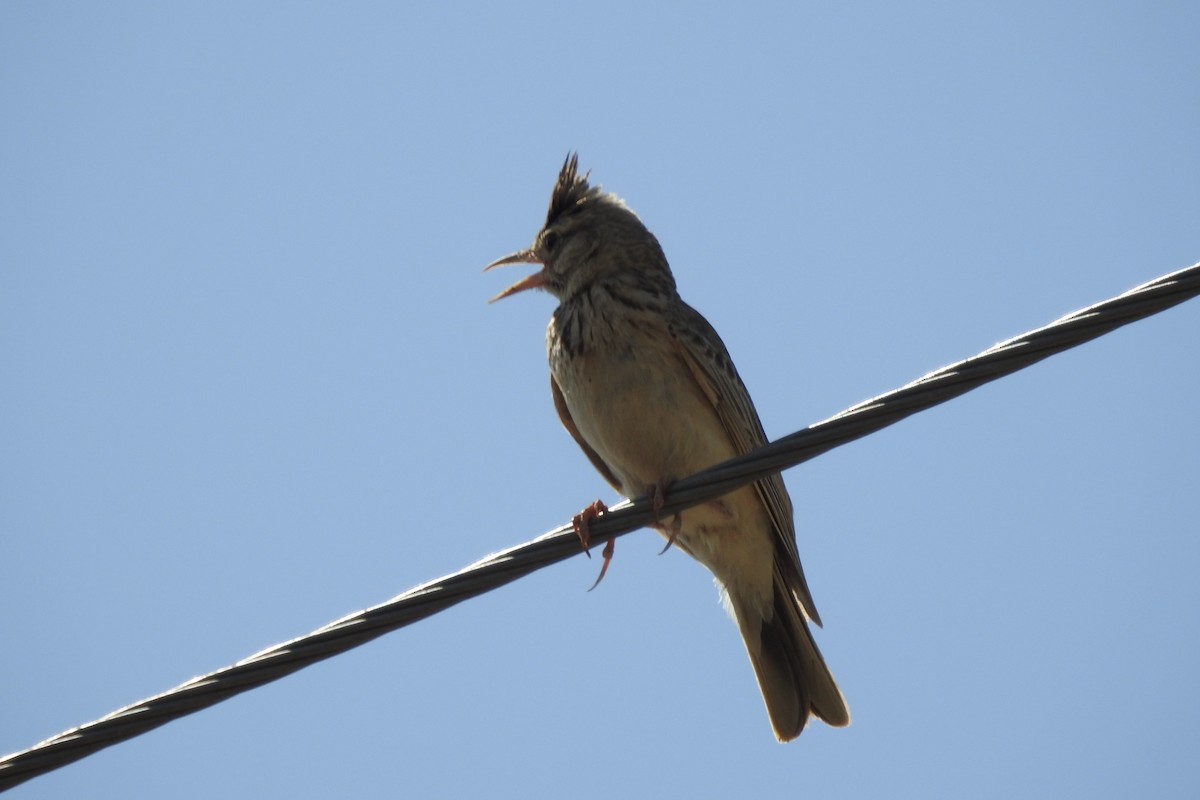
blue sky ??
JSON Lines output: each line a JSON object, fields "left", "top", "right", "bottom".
{"left": 3, "top": 3, "right": 1198, "bottom": 798}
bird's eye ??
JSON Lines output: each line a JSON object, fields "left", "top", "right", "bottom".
{"left": 543, "top": 231, "right": 560, "bottom": 252}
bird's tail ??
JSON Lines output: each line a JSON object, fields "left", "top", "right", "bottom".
{"left": 731, "top": 572, "right": 850, "bottom": 741}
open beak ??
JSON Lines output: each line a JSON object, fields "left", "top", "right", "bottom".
{"left": 484, "top": 248, "right": 546, "bottom": 303}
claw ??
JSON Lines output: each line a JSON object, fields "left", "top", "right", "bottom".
{"left": 646, "top": 478, "right": 682, "bottom": 555}
{"left": 657, "top": 516, "right": 683, "bottom": 555}
{"left": 587, "top": 537, "right": 615, "bottom": 592}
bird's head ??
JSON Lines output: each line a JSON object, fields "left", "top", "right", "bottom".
{"left": 485, "top": 153, "right": 673, "bottom": 304}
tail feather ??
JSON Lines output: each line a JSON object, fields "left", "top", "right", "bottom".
{"left": 732, "top": 574, "right": 850, "bottom": 741}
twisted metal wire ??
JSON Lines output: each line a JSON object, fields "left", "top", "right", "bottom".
{"left": 2, "top": 262, "right": 1197, "bottom": 793}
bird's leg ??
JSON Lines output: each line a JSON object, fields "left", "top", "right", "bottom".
{"left": 648, "top": 477, "right": 683, "bottom": 555}
{"left": 572, "top": 500, "right": 614, "bottom": 591}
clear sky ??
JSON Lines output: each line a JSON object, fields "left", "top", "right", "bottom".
{"left": 3, "top": 3, "right": 1198, "bottom": 798}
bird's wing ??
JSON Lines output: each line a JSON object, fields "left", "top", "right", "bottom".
{"left": 550, "top": 372, "right": 624, "bottom": 493}
{"left": 669, "top": 301, "right": 823, "bottom": 627}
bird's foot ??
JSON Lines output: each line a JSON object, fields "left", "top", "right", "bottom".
{"left": 572, "top": 499, "right": 608, "bottom": 554}
{"left": 572, "top": 499, "right": 614, "bottom": 591}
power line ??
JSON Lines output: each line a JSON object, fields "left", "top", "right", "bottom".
{"left": 1, "top": 261, "right": 1196, "bottom": 793}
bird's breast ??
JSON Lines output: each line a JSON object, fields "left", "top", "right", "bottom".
{"left": 548, "top": 313, "right": 737, "bottom": 498}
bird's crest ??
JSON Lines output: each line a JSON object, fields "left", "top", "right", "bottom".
{"left": 545, "top": 153, "right": 605, "bottom": 227}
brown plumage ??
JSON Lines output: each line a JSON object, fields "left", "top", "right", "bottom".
{"left": 486, "top": 154, "right": 849, "bottom": 740}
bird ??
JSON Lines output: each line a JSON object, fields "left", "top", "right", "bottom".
{"left": 485, "top": 154, "right": 849, "bottom": 741}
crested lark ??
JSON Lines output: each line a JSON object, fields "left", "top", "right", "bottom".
{"left": 486, "top": 154, "right": 849, "bottom": 741}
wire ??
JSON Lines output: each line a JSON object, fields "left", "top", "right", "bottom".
{"left": 1, "top": 261, "right": 1197, "bottom": 793}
